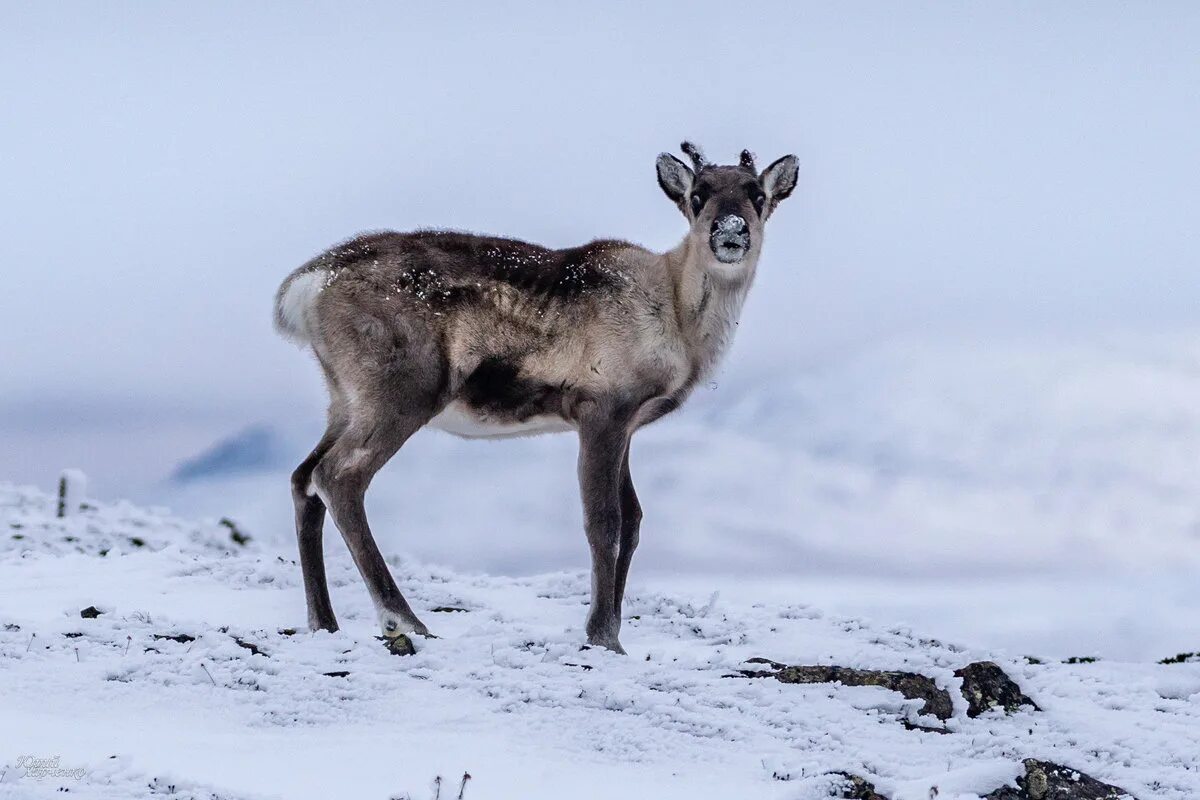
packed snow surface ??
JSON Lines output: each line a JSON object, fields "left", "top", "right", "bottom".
{"left": 1, "top": 483, "right": 1197, "bottom": 798}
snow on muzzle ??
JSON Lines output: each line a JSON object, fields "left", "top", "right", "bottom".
{"left": 710, "top": 214, "right": 750, "bottom": 263}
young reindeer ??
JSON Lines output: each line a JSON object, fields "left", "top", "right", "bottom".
{"left": 276, "top": 142, "right": 798, "bottom": 654}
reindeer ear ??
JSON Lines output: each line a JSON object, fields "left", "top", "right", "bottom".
{"left": 656, "top": 153, "right": 694, "bottom": 206}
{"left": 760, "top": 154, "right": 799, "bottom": 204}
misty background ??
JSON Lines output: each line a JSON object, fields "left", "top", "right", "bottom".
{"left": 2, "top": 3, "right": 1199, "bottom": 659}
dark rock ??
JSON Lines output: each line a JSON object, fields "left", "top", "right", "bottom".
{"left": 983, "top": 759, "right": 1134, "bottom": 799}
{"left": 323, "top": 670, "right": 350, "bottom": 678}
{"left": 832, "top": 771, "right": 890, "bottom": 800}
{"left": 1158, "top": 651, "right": 1198, "bottom": 665}
{"left": 743, "top": 658, "right": 954, "bottom": 720}
{"left": 153, "top": 633, "right": 196, "bottom": 644}
{"left": 379, "top": 634, "right": 416, "bottom": 656}
{"left": 430, "top": 606, "right": 470, "bottom": 613}
{"left": 80, "top": 606, "right": 103, "bottom": 619}
{"left": 233, "top": 637, "right": 267, "bottom": 657}
{"left": 955, "top": 661, "right": 1039, "bottom": 717}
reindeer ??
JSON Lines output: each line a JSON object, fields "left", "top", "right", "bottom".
{"left": 275, "top": 142, "right": 798, "bottom": 653}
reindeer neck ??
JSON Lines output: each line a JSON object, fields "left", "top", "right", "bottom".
{"left": 663, "top": 235, "right": 756, "bottom": 386}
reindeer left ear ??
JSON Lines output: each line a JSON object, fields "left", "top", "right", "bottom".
{"left": 656, "top": 152, "right": 694, "bottom": 207}
{"left": 760, "top": 155, "right": 799, "bottom": 204}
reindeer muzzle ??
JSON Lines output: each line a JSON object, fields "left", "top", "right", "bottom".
{"left": 710, "top": 215, "right": 750, "bottom": 263}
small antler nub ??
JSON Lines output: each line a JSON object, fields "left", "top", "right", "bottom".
{"left": 739, "top": 149, "right": 757, "bottom": 172}
{"left": 680, "top": 141, "right": 708, "bottom": 172}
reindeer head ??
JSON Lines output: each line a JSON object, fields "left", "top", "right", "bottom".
{"left": 656, "top": 142, "right": 798, "bottom": 271}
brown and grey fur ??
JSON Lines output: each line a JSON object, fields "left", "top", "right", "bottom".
{"left": 275, "top": 142, "right": 798, "bottom": 653}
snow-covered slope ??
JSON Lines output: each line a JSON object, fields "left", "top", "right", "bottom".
{"left": 2, "top": 483, "right": 1197, "bottom": 799}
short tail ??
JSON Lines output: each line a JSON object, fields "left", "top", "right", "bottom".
{"left": 274, "top": 267, "right": 328, "bottom": 346}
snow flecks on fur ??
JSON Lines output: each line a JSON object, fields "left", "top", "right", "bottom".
{"left": 0, "top": 483, "right": 1196, "bottom": 799}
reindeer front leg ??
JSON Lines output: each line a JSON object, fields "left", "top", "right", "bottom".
{"left": 613, "top": 448, "right": 642, "bottom": 621}
{"left": 577, "top": 415, "right": 631, "bottom": 654}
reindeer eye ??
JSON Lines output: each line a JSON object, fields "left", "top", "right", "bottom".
{"left": 690, "top": 194, "right": 704, "bottom": 213}
{"left": 753, "top": 193, "right": 766, "bottom": 212}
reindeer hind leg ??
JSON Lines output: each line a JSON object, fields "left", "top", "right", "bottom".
{"left": 312, "top": 404, "right": 435, "bottom": 640}
{"left": 292, "top": 427, "right": 342, "bottom": 632}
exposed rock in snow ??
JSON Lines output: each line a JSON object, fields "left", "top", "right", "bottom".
{"left": 955, "top": 661, "right": 1041, "bottom": 718}
{"left": 835, "top": 772, "right": 891, "bottom": 799}
{"left": 981, "top": 759, "right": 1134, "bottom": 800}
{"left": 741, "top": 657, "right": 955, "bottom": 721}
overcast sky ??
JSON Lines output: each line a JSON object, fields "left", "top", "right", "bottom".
{"left": 2, "top": 2, "right": 1198, "bottom": 490}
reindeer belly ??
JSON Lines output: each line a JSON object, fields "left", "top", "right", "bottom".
{"left": 428, "top": 400, "right": 574, "bottom": 439}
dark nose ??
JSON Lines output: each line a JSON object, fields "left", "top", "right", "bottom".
{"left": 709, "top": 214, "right": 751, "bottom": 263}
{"left": 711, "top": 214, "right": 748, "bottom": 238}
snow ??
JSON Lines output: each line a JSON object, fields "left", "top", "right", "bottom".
{"left": 2, "top": 483, "right": 1197, "bottom": 798}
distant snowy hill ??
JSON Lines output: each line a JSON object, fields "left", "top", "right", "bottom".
{"left": 3, "top": 483, "right": 1197, "bottom": 799}
{"left": 170, "top": 425, "right": 287, "bottom": 483}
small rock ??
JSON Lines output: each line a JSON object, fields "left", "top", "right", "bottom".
{"left": 233, "top": 637, "right": 267, "bottom": 657}
{"left": 833, "top": 771, "right": 890, "bottom": 800}
{"left": 743, "top": 658, "right": 954, "bottom": 720}
{"left": 1158, "top": 651, "right": 1198, "bottom": 665}
{"left": 80, "top": 606, "right": 103, "bottom": 619}
{"left": 323, "top": 670, "right": 351, "bottom": 678}
{"left": 379, "top": 634, "right": 416, "bottom": 656}
{"left": 153, "top": 633, "right": 196, "bottom": 644}
{"left": 430, "top": 606, "right": 470, "bottom": 613}
{"left": 955, "top": 661, "right": 1039, "bottom": 717}
{"left": 983, "top": 759, "right": 1133, "bottom": 799}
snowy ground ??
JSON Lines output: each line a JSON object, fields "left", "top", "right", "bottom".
{"left": 2, "top": 483, "right": 1198, "bottom": 799}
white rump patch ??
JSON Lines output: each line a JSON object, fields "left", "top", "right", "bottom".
{"left": 275, "top": 269, "right": 328, "bottom": 345}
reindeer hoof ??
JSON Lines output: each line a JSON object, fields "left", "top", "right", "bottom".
{"left": 380, "top": 611, "right": 430, "bottom": 639}
{"left": 585, "top": 637, "right": 627, "bottom": 655}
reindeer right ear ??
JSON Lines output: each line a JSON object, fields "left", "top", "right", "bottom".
{"left": 656, "top": 153, "right": 694, "bottom": 207}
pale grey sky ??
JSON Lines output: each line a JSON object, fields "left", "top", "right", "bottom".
{"left": 1, "top": 2, "right": 1198, "bottom": 490}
